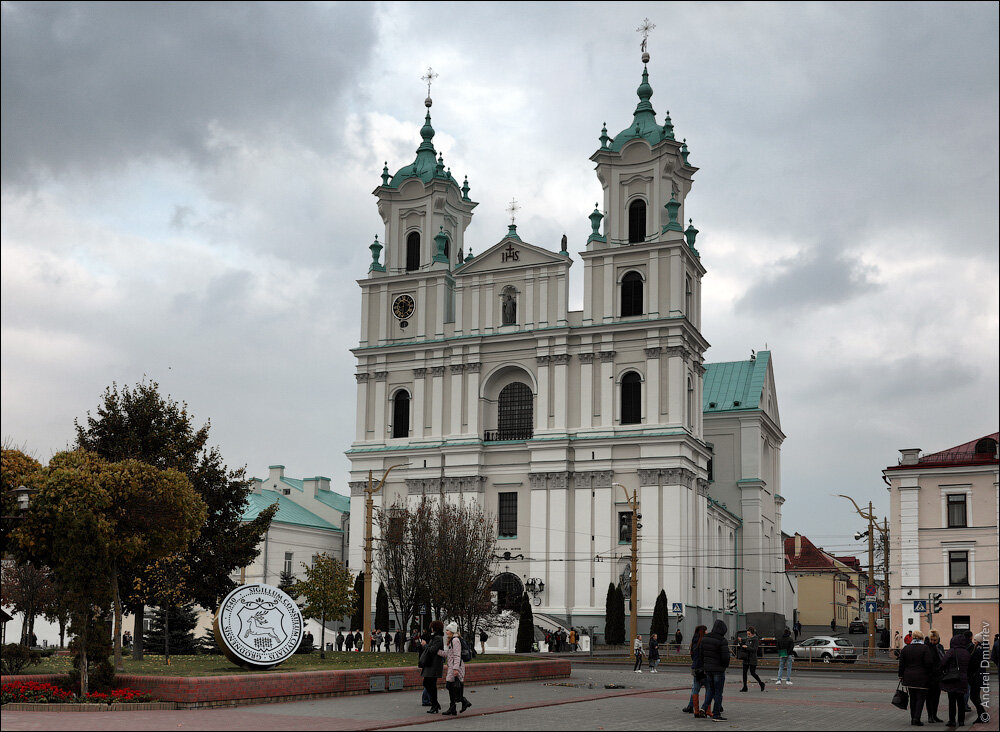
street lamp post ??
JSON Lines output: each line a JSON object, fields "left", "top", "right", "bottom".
{"left": 613, "top": 482, "right": 640, "bottom": 660}
{"left": 838, "top": 494, "right": 887, "bottom": 661}
{"left": 364, "top": 463, "right": 407, "bottom": 653}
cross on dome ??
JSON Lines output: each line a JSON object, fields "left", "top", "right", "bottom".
{"left": 506, "top": 197, "right": 520, "bottom": 225}
{"left": 637, "top": 18, "right": 655, "bottom": 61}
{"left": 421, "top": 67, "right": 439, "bottom": 105}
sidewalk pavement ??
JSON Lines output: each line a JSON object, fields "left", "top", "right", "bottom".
{"left": 1, "top": 665, "right": 994, "bottom": 731}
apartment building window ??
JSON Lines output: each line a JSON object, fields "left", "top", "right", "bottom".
{"left": 947, "top": 494, "right": 967, "bottom": 528}
{"left": 283, "top": 552, "right": 293, "bottom": 575}
{"left": 949, "top": 551, "right": 969, "bottom": 586}
{"left": 498, "top": 492, "right": 517, "bottom": 538}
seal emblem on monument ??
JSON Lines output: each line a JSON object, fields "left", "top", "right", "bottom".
{"left": 214, "top": 583, "right": 303, "bottom": 669}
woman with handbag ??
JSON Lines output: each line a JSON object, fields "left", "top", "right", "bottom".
{"left": 939, "top": 634, "right": 971, "bottom": 729}
{"left": 418, "top": 620, "right": 445, "bottom": 713}
{"left": 898, "top": 629, "right": 940, "bottom": 725}
{"left": 739, "top": 627, "right": 765, "bottom": 692}
{"left": 438, "top": 622, "right": 472, "bottom": 715}
{"left": 682, "top": 625, "right": 708, "bottom": 716}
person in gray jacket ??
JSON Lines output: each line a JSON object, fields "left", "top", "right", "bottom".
{"left": 739, "top": 627, "right": 765, "bottom": 692}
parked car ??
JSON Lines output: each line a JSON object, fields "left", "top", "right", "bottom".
{"left": 792, "top": 636, "right": 858, "bottom": 663}
{"left": 848, "top": 619, "right": 867, "bottom": 634}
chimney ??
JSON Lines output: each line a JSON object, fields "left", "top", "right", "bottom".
{"left": 899, "top": 449, "right": 921, "bottom": 466}
{"left": 794, "top": 533, "right": 801, "bottom": 559}
{"left": 268, "top": 464, "right": 285, "bottom": 488}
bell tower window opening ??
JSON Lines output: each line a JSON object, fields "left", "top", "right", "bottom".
{"left": 621, "top": 271, "right": 643, "bottom": 317}
{"left": 443, "top": 235, "right": 450, "bottom": 261}
{"left": 406, "top": 232, "right": 420, "bottom": 272}
{"left": 685, "top": 274, "right": 693, "bottom": 316}
{"left": 497, "top": 381, "right": 533, "bottom": 440}
{"left": 628, "top": 199, "right": 646, "bottom": 243}
{"left": 392, "top": 390, "right": 410, "bottom": 438}
{"left": 687, "top": 376, "right": 695, "bottom": 429}
{"left": 621, "top": 371, "right": 641, "bottom": 425}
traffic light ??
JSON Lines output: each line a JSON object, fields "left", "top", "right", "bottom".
{"left": 726, "top": 589, "right": 738, "bottom": 612}
{"left": 930, "top": 593, "right": 943, "bottom": 614}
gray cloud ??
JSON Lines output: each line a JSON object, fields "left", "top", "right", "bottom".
{"left": 1, "top": 1, "right": 377, "bottom": 185}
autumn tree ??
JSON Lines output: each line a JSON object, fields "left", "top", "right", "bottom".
{"left": 293, "top": 554, "right": 354, "bottom": 658}
{"left": 0, "top": 561, "right": 56, "bottom": 646}
{"left": 75, "top": 380, "right": 276, "bottom": 658}
{"left": 1, "top": 448, "right": 42, "bottom": 555}
{"left": 374, "top": 500, "right": 420, "bottom": 633}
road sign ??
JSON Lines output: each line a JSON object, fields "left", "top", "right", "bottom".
{"left": 865, "top": 584, "right": 877, "bottom": 598}
{"left": 913, "top": 600, "right": 928, "bottom": 612}
{"left": 865, "top": 601, "right": 878, "bottom": 613}
{"left": 671, "top": 602, "right": 684, "bottom": 615}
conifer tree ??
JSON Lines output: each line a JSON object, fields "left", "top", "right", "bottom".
{"left": 375, "top": 582, "right": 390, "bottom": 632}
{"left": 350, "top": 571, "right": 365, "bottom": 630}
{"left": 515, "top": 592, "right": 535, "bottom": 653}
{"left": 144, "top": 604, "right": 200, "bottom": 655}
{"left": 604, "top": 583, "right": 617, "bottom": 645}
{"left": 650, "top": 589, "right": 670, "bottom": 640}
{"left": 613, "top": 583, "right": 627, "bottom": 645}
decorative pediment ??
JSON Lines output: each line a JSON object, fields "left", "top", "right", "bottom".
{"left": 456, "top": 237, "right": 571, "bottom": 276}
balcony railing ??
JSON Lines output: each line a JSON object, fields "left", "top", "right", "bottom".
{"left": 484, "top": 428, "right": 533, "bottom": 442}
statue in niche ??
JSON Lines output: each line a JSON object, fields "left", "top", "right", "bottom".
{"left": 501, "top": 290, "right": 517, "bottom": 325}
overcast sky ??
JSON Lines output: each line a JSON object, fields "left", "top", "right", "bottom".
{"left": 3, "top": 2, "right": 997, "bottom": 563}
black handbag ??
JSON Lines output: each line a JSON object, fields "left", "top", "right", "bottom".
{"left": 940, "top": 657, "right": 960, "bottom": 684}
{"left": 891, "top": 682, "right": 909, "bottom": 709}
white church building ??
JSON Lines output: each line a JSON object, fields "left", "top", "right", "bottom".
{"left": 347, "top": 54, "right": 791, "bottom": 638}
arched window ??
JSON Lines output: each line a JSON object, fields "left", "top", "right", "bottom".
{"left": 392, "top": 390, "right": 410, "bottom": 438}
{"left": 687, "top": 376, "right": 695, "bottom": 429}
{"left": 443, "top": 235, "right": 450, "bottom": 261}
{"left": 685, "top": 274, "right": 693, "bottom": 316}
{"left": 628, "top": 199, "right": 646, "bottom": 243}
{"left": 406, "top": 232, "right": 420, "bottom": 272}
{"left": 501, "top": 286, "right": 518, "bottom": 325}
{"left": 621, "top": 271, "right": 643, "bottom": 317}
{"left": 497, "top": 382, "right": 533, "bottom": 440}
{"left": 491, "top": 572, "right": 524, "bottom": 612}
{"left": 621, "top": 371, "right": 641, "bottom": 425}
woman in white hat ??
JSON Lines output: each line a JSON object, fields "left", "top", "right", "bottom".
{"left": 438, "top": 622, "right": 472, "bottom": 715}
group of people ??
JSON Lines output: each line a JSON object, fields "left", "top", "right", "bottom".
{"left": 631, "top": 633, "right": 661, "bottom": 672}
{"left": 332, "top": 629, "right": 404, "bottom": 652}
{"left": 545, "top": 627, "right": 579, "bottom": 652}
{"left": 897, "top": 629, "right": 993, "bottom": 727}
{"left": 416, "top": 620, "right": 473, "bottom": 716}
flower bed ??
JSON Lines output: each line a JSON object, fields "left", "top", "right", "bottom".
{"left": 2, "top": 680, "right": 155, "bottom": 705}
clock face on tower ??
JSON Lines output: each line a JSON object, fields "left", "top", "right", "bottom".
{"left": 392, "top": 294, "right": 415, "bottom": 320}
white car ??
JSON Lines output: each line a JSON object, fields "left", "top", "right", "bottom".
{"left": 792, "top": 636, "right": 858, "bottom": 663}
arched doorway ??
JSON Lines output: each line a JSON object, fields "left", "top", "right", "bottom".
{"left": 491, "top": 572, "right": 524, "bottom": 612}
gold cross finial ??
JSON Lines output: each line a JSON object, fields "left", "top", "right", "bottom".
{"left": 506, "top": 197, "right": 520, "bottom": 225}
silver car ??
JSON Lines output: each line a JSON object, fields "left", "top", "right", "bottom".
{"left": 792, "top": 636, "right": 857, "bottom": 663}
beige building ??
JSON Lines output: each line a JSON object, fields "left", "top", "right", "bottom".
{"left": 885, "top": 433, "right": 999, "bottom": 639}
{"left": 784, "top": 533, "right": 868, "bottom": 633}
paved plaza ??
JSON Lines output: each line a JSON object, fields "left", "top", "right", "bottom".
{"left": 2, "top": 665, "right": 996, "bottom": 731}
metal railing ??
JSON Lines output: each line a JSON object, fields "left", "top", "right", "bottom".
{"left": 484, "top": 428, "right": 533, "bottom": 442}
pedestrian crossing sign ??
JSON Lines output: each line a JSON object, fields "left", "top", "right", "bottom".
{"left": 671, "top": 603, "right": 684, "bottom": 615}
{"left": 913, "top": 600, "right": 928, "bottom": 612}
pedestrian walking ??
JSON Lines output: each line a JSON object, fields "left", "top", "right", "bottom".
{"left": 439, "top": 622, "right": 472, "bottom": 716}
{"left": 336, "top": 630, "right": 345, "bottom": 651}
{"left": 633, "top": 634, "right": 645, "bottom": 673}
{"left": 793, "top": 620, "right": 802, "bottom": 640}
{"left": 479, "top": 629, "right": 488, "bottom": 655}
{"left": 940, "top": 634, "right": 971, "bottom": 729}
{"left": 774, "top": 628, "right": 794, "bottom": 685}
{"left": 344, "top": 630, "right": 355, "bottom": 652}
{"left": 699, "top": 620, "right": 731, "bottom": 721}
{"left": 898, "top": 629, "right": 940, "bottom": 725}
{"left": 925, "top": 630, "right": 946, "bottom": 723}
{"left": 569, "top": 628, "right": 577, "bottom": 651}
{"left": 893, "top": 631, "right": 903, "bottom": 659}
{"left": 395, "top": 630, "right": 403, "bottom": 652}
{"left": 648, "top": 633, "right": 660, "bottom": 672}
{"left": 904, "top": 630, "right": 913, "bottom": 645}
{"left": 674, "top": 628, "right": 683, "bottom": 653}
{"left": 738, "top": 627, "right": 765, "bottom": 692}
{"left": 682, "top": 625, "right": 708, "bottom": 716}
{"left": 830, "top": 618, "right": 837, "bottom": 633}
{"left": 966, "top": 632, "right": 989, "bottom": 723}
{"left": 354, "top": 629, "right": 363, "bottom": 651}
{"left": 418, "top": 620, "right": 445, "bottom": 713}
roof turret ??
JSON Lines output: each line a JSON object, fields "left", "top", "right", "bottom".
{"left": 387, "top": 95, "right": 464, "bottom": 192}
{"left": 608, "top": 64, "right": 670, "bottom": 152}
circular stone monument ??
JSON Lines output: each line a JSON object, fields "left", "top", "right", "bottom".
{"left": 213, "top": 583, "right": 303, "bottom": 669}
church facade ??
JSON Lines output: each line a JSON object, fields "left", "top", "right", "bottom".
{"left": 347, "top": 59, "right": 789, "bottom": 637}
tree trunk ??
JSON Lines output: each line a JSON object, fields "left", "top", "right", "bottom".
{"left": 164, "top": 604, "right": 170, "bottom": 665}
{"left": 59, "top": 617, "right": 66, "bottom": 649}
{"left": 79, "top": 616, "right": 90, "bottom": 697}
{"left": 132, "top": 606, "right": 145, "bottom": 660}
{"left": 320, "top": 610, "right": 326, "bottom": 659}
{"left": 112, "top": 563, "right": 124, "bottom": 671}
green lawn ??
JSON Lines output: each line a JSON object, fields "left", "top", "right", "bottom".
{"left": 21, "top": 652, "right": 526, "bottom": 677}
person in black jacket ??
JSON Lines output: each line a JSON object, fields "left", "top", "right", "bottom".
{"left": 775, "top": 628, "right": 795, "bottom": 685}
{"left": 924, "top": 630, "right": 945, "bottom": 723}
{"left": 683, "top": 625, "right": 708, "bottom": 716}
{"left": 738, "top": 627, "right": 765, "bottom": 692}
{"left": 940, "top": 634, "right": 971, "bottom": 728}
{"left": 699, "top": 619, "right": 731, "bottom": 721}
{"left": 898, "top": 630, "right": 940, "bottom": 725}
{"left": 419, "top": 620, "right": 446, "bottom": 713}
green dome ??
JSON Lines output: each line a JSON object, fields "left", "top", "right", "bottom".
{"left": 608, "top": 66, "right": 669, "bottom": 153}
{"left": 387, "top": 101, "right": 463, "bottom": 193}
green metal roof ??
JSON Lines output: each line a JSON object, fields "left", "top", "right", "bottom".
{"left": 243, "top": 489, "right": 342, "bottom": 532}
{"left": 315, "top": 489, "right": 351, "bottom": 513}
{"left": 386, "top": 107, "right": 462, "bottom": 193}
{"left": 703, "top": 351, "right": 770, "bottom": 413}
{"left": 608, "top": 66, "right": 674, "bottom": 153}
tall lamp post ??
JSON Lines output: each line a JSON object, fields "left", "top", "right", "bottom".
{"left": 363, "top": 463, "right": 407, "bottom": 653}
{"left": 612, "top": 482, "right": 640, "bottom": 660}
{"left": 837, "top": 494, "right": 886, "bottom": 661}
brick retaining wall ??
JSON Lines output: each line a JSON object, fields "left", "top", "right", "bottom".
{"left": 2, "top": 660, "right": 570, "bottom": 709}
